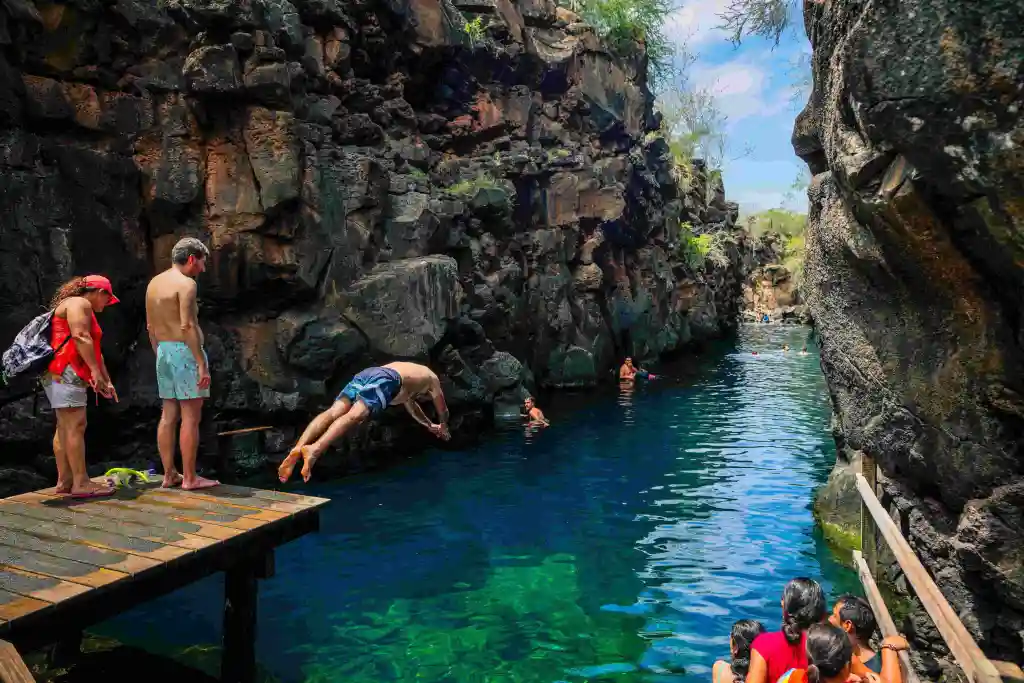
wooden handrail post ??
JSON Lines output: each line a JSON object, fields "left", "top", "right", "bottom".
{"left": 0, "top": 640, "right": 34, "bottom": 683}
{"left": 861, "top": 453, "right": 878, "bottom": 577}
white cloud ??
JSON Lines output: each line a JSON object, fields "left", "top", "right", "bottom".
{"left": 689, "top": 55, "right": 795, "bottom": 126}
{"left": 664, "top": 0, "right": 732, "bottom": 48}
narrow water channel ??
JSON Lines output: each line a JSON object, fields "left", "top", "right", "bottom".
{"left": 97, "top": 324, "right": 859, "bottom": 683}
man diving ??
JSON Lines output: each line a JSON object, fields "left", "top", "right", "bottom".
{"left": 278, "top": 362, "right": 451, "bottom": 483}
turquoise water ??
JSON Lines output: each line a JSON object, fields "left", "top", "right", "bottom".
{"left": 97, "top": 324, "right": 859, "bottom": 682}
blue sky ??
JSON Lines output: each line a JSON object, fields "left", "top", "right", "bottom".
{"left": 661, "top": 0, "right": 812, "bottom": 214}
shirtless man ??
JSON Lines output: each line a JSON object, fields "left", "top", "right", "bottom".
{"left": 523, "top": 396, "right": 549, "bottom": 427}
{"left": 279, "top": 362, "right": 451, "bottom": 483}
{"left": 619, "top": 357, "right": 655, "bottom": 382}
{"left": 145, "top": 237, "right": 219, "bottom": 490}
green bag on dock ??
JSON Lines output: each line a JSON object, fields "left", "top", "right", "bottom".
{"left": 102, "top": 467, "right": 161, "bottom": 488}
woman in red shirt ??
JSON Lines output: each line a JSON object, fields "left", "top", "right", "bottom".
{"left": 42, "top": 275, "right": 120, "bottom": 498}
{"left": 745, "top": 577, "right": 828, "bottom": 683}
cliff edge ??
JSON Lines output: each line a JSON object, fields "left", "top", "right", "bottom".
{"left": 797, "top": 0, "right": 1023, "bottom": 669}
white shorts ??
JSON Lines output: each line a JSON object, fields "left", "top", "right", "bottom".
{"left": 42, "top": 366, "right": 88, "bottom": 409}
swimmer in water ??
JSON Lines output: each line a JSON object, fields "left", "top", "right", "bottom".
{"left": 619, "top": 357, "right": 656, "bottom": 382}
{"left": 523, "top": 396, "right": 550, "bottom": 427}
{"left": 783, "top": 344, "right": 790, "bottom": 352}
{"left": 800, "top": 346, "right": 808, "bottom": 355}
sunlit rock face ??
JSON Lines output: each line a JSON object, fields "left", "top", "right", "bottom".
{"left": 0, "top": 0, "right": 761, "bottom": 481}
{"left": 797, "top": 0, "right": 1024, "bottom": 667}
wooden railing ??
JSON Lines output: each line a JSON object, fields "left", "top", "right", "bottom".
{"left": 0, "top": 639, "right": 34, "bottom": 683}
{"left": 855, "top": 454, "right": 1022, "bottom": 683}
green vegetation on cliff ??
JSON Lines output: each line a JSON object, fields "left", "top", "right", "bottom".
{"left": 745, "top": 209, "right": 807, "bottom": 284}
{"left": 561, "top": 0, "right": 675, "bottom": 88}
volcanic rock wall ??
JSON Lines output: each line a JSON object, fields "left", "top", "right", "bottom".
{"left": 0, "top": 0, "right": 758, "bottom": 486}
{"left": 797, "top": 0, "right": 1024, "bottom": 669}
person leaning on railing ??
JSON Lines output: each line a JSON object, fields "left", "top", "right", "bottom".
{"left": 830, "top": 595, "right": 910, "bottom": 683}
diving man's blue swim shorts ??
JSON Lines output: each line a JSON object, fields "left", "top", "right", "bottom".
{"left": 338, "top": 366, "right": 402, "bottom": 415}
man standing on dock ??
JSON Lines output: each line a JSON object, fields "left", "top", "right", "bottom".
{"left": 145, "top": 237, "right": 219, "bottom": 490}
{"left": 279, "top": 362, "right": 451, "bottom": 483}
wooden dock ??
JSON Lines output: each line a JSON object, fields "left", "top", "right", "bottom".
{"left": 0, "top": 480, "right": 329, "bottom": 683}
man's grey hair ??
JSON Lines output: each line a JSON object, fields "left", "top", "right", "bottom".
{"left": 170, "top": 237, "right": 210, "bottom": 266}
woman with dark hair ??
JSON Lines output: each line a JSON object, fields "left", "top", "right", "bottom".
{"left": 713, "top": 619, "right": 767, "bottom": 683}
{"left": 776, "top": 623, "right": 857, "bottom": 683}
{"left": 43, "top": 275, "right": 120, "bottom": 498}
{"left": 745, "top": 578, "right": 827, "bottom": 683}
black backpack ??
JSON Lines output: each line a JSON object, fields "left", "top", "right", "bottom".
{"left": 1, "top": 310, "right": 70, "bottom": 387}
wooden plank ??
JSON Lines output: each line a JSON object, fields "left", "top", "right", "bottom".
{"left": 0, "top": 566, "right": 91, "bottom": 604}
{"left": 856, "top": 474, "right": 1002, "bottom": 683}
{"left": 41, "top": 480, "right": 329, "bottom": 510}
{"left": 0, "top": 526, "right": 158, "bottom": 575}
{"left": 992, "top": 661, "right": 1024, "bottom": 683}
{"left": 98, "top": 497, "right": 276, "bottom": 530}
{"left": 0, "top": 589, "right": 50, "bottom": 622}
{"left": 0, "top": 639, "right": 35, "bottom": 683}
{"left": 137, "top": 488, "right": 296, "bottom": 519}
{"left": 7, "top": 494, "right": 242, "bottom": 541}
{"left": 0, "top": 509, "right": 190, "bottom": 562}
{"left": 0, "top": 544, "right": 126, "bottom": 588}
{"left": 861, "top": 454, "right": 878, "bottom": 576}
{"left": 0, "top": 498, "right": 225, "bottom": 547}
{"left": 853, "top": 550, "right": 920, "bottom": 683}
{"left": 217, "top": 426, "right": 273, "bottom": 437}
{"left": 193, "top": 483, "right": 331, "bottom": 508}
{"left": 147, "top": 487, "right": 308, "bottom": 514}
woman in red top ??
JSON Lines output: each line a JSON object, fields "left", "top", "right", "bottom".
{"left": 43, "top": 275, "right": 120, "bottom": 498}
{"left": 745, "top": 577, "right": 828, "bottom": 683}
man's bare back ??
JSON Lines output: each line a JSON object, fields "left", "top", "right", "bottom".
{"left": 146, "top": 269, "right": 204, "bottom": 346}
{"left": 383, "top": 361, "right": 442, "bottom": 405}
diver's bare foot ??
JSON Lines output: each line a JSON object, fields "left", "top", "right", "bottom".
{"left": 278, "top": 448, "right": 302, "bottom": 483}
{"left": 162, "top": 471, "right": 184, "bottom": 488}
{"left": 300, "top": 445, "right": 320, "bottom": 483}
{"left": 55, "top": 478, "right": 73, "bottom": 495}
{"left": 182, "top": 475, "right": 219, "bottom": 490}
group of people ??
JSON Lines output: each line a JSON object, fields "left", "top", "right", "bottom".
{"left": 713, "top": 578, "right": 909, "bottom": 683}
{"left": 36, "top": 238, "right": 219, "bottom": 498}
{"left": 30, "top": 237, "right": 674, "bottom": 492}
{"left": 30, "top": 237, "right": 564, "bottom": 492}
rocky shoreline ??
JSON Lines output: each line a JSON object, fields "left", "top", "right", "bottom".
{"left": 0, "top": 0, "right": 782, "bottom": 492}
{"left": 797, "top": 0, "right": 1024, "bottom": 671}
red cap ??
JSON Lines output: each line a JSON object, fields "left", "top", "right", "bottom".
{"left": 82, "top": 275, "right": 120, "bottom": 305}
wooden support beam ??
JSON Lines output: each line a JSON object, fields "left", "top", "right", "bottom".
{"left": 860, "top": 454, "right": 878, "bottom": 577}
{"left": 853, "top": 550, "right": 919, "bottom": 683}
{"left": 855, "top": 474, "right": 1002, "bottom": 683}
{"left": 0, "top": 640, "right": 34, "bottom": 683}
{"left": 221, "top": 550, "right": 273, "bottom": 683}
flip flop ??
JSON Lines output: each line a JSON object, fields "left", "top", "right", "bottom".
{"left": 70, "top": 487, "right": 116, "bottom": 499}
